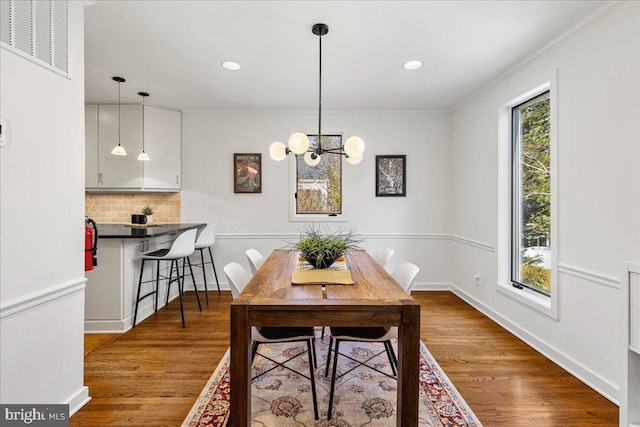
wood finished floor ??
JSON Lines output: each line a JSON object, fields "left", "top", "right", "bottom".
{"left": 71, "top": 291, "right": 618, "bottom": 426}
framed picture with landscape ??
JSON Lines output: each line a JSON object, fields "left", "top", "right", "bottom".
{"left": 234, "top": 153, "right": 262, "bottom": 193}
{"left": 376, "top": 155, "right": 406, "bottom": 197}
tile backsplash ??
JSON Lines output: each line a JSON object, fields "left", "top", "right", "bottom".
{"left": 85, "top": 192, "right": 181, "bottom": 223}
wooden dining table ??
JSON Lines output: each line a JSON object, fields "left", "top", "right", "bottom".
{"left": 230, "top": 249, "right": 421, "bottom": 426}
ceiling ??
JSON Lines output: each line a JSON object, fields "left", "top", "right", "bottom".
{"left": 84, "top": 0, "right": 605, "bottom": 112}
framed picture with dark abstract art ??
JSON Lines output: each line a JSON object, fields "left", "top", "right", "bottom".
{"left": 375, "top": 155, "right": 406, "bottom": 197}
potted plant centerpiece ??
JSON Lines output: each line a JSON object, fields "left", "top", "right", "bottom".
{"left": 141, "top": 205, "right": 154, "bottom": 224}
{"left": 294, "top": 225, "right": 361, "bottom": 269}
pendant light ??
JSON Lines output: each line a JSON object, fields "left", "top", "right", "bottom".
{"left": 110, "top": 76, "right": 127, "bottom": 156}
{"left": 269, "top": 23, "right": 365, "bottom": 166}
{"left": 137, "top": 92, "right": 150, "bottom": 161}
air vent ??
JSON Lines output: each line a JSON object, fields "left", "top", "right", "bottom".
{"left": 0, "top": 0, "right": 70, "bottom": 77}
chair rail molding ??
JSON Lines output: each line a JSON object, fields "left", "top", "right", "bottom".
{"left": 0, "top": 277, "right": 87, "bottom": 318}
{"left": 449, "top": 235, "right": 495, "bottom": 252}
{"left": 557, "top": 262, "right": 620, "bottom": 289}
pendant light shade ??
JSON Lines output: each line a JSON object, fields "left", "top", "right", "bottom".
{"left": 269, "top": 23, "right": 364, "bottom": 166}
{"left": 288, "top": 132, "right": 310, "bottom": 155}
{"left": 269, "top": 141, "right": 288, "bottom": 161}
{"left": 137, "top": 91, "right": 150, "bottom": 161}
{"left": 304, "top": 151, "right": 321, "bottom": 166}
{"left": 344, "top": 136, "right": 365, "bottom": 158}
{"left": 345, "top": 154, "right": 364, "bottom": 165}
{"left": 111, "top": 76, "right": 127, "bottom": 156}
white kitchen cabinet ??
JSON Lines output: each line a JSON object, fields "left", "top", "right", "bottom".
{"left": 143, "top": 105, "right": 182, "bottom": 190}
{"left": 98, "top": 104, "right": 143, "bottom": 188}
{"left": 85, "top": 105, "right": 99, "bottom": 188}
{"left": 85, "top": 103, "right": 181, "bottom": 191}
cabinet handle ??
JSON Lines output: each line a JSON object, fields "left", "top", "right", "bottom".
{"left": 99, "top": 173, "right": 103, "bottom": 184}
{"left": 176, "top": 175, "right": 179, "bottom": 185}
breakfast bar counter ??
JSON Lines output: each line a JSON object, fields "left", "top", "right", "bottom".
{"left": 85, "top": 223, "right": 206, "bottom": 332}
{"left": 96, "top": 222, "right": 205, "bottom": 239}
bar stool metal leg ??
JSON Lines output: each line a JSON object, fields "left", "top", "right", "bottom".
{"left": 181, "top": 257, "right": 202, "bottom": 311}
{"left": 208, "top": 246, "right": 221, "bottom": 293}
{"left": 199, "top": 249, "right": 209, "bottom": 305}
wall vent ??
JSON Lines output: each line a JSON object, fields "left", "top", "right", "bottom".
{"left": 1, "top": 0, "right": 70, "bottom": 77}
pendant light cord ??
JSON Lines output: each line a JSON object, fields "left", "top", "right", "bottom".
{"left": 118, "top": 81, "right": 121, "bottom": 146}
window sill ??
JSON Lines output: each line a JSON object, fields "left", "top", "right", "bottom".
{"left": 497, "top": 282, "right": 558, "bottom": 320}
{"left": 289, "top": 213, "right": 349, "bottom": 223}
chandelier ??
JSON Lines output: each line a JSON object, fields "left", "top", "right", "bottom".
{"left": 269, "top": 23, "right": 365, "bottom": 166}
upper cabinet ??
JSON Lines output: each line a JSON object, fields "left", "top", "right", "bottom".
{"left": 143, "top": 106, "right": 181, "bottom": 190}
{"left": 85, "top": 104, "right": 181, "bottom": 192}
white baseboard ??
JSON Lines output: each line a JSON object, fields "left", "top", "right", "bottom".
{"left": 412, "top": 282, "right": 453, "bottom": 291}
{"left": 84, "top": 287, "right": 186, "bottom": 333}
{"left": 449, "top": 286, "right": 619, "bottom": 405}
{"left": 67, "top": 386, "right": 90, "bottom": 416}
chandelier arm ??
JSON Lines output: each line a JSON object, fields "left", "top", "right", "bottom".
{"left": 322, "top": 147, "right": 346, "bottom": 155}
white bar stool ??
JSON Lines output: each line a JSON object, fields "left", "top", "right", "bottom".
{"left": 192, "top": 224, "right": 220, "bottom": 305}
{"left": 133, "top": 228, "right": 201, "bottom": 328}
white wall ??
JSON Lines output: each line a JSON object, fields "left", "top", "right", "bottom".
{"left": 450, "top": 2, "right": 639, "bottom": 403}
{"left": 181, "top": 111, "right": 453, "bottom": 287}
{"left": 0, "top": 2, "right": 88, "bottom": 413}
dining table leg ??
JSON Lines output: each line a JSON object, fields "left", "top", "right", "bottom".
{"left": 397, "top": 302, "right": 421, "bottom": 426}
{"left": 230, "top": 303, "right": 251, "bottom": 426}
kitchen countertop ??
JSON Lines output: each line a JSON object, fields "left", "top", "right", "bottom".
{"left": 96, "top": 223, "right": 206, "bottom": 238}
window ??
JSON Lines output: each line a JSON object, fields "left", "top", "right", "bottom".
{"left": 511, "top": 91, "right": 551, "bottom": 296}
{"left": 296, "top": 135, "right": 342, "bottom": 215}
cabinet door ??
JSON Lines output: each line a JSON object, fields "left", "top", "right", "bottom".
{"left": 143, "top": 106, "right": 181, "bottom": 190}
{"left": 85, "top": 105, "right": 99, "bottom": 188}
{"left": 98, "top": 104, "right": 143, "bottom": 188}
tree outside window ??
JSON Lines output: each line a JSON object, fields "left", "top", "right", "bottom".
{"left": 296, "top": 135, "right": 342, "bottom": 215}
{"left": 512, "top": 92, "right": 551, "bottom": 295}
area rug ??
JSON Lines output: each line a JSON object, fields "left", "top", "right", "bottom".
{"left": 183, "top": 331, "right": 482, "bottom": 426}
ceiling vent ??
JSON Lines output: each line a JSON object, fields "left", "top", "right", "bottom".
{"left": 1, "top": 0, "right": 70, "bottom": 77}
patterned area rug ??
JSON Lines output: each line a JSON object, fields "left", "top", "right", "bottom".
{"left": 183, "top": 331, "right": 481, "bottom": 426}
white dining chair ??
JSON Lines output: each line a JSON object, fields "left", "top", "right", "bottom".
{"left": 324, "top": 261, "right": 420, "bottom": 420}
{"left": 223, "top": 262, "right": 319, "bottom": 419}
{"left": 245, "top": 249, "right": 265, "bottom": 275}
{"left": 372, "top": 247, "right": 394, "bottom": 270}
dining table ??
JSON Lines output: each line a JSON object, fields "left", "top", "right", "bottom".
{"left": 230, "top": 249, "right": 421, "bottom": 426}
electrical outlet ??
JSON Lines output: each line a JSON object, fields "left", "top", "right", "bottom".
{"left": 474, "top": 273, "right": 481, "bottom": 285}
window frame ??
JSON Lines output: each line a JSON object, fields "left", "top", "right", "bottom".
{"left": 295, "top": 134, "right": 343, "bottom": 215}
{"left": 511, "top": 91, "right": 551, "bottom": 297}
{"left": 497, "top": 73, "right": 558, "bottom": 320}
{"left": 288, "top": 128, "right": 349, "bottom": 223}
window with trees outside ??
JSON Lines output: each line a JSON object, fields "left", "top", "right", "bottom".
{"left": 296, "top": 135, "right": 342, "bottom": 215}
{"left": 511, "top": 91, "right": 551, "bottom": 296}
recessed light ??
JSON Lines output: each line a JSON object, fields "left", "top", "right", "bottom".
{"left": 403, "top": 60, "right": 423, "bottom": 70}
{"left": 221, "top": 61, "right": 241, "bottom": 71}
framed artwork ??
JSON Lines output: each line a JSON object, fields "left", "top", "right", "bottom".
{"left": 376, "top": 155, "right": 406, "bottom": 197}
{"left": 234, "top": 153, "right": 262, "bottom": 193}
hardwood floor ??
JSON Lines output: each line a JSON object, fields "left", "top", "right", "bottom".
{"left": 71, "top": 291, "right": 618, "bottom": 426}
